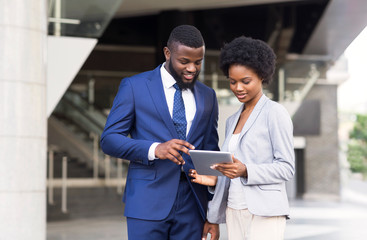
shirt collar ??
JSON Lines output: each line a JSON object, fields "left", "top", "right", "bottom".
{"left": 160, "top": 63, "right": 176, "bottom": 89}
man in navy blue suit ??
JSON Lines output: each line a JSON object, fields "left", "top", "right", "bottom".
{"left": 101, "top": 25, "right": 220, "bottom": 240}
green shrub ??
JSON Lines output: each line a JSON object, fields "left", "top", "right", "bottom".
{"left": 347, "top": 142, "right": 367, "bottom": 174}
{"left": 348, "top": 114, "right": 367, "bottom": 178}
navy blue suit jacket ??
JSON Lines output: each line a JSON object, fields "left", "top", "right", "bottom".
{"left": 101, "top": 65, "right": 219, "bottom": 221}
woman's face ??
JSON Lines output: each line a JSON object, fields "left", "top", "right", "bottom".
{"left": 228, "top": 64, "right": 263, "bottom": 105}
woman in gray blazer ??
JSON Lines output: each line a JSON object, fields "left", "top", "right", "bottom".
{"left": 190, "top": 36, "right": 295, "bottom": 240}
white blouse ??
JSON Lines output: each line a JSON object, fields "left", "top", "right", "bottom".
{"left": 227, "top": 133, "right": 247, "bottom": 210}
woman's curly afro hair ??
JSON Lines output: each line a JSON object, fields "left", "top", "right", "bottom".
{"left": 219, "top": 36, "right": 276, "bottom": 85}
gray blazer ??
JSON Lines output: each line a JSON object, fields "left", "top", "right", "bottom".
{"left": 207, "top": 95, "right": 295, "bottom": 224}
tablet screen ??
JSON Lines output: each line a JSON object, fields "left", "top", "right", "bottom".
{"left": 189, "top": 150, "right": 232, "bottom": 176}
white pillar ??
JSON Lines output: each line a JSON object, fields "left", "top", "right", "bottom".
{"left": 0, "top": 1, "right": 47, "bottom": 240}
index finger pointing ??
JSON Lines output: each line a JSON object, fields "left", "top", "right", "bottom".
{"left": 174, "top": 140, "right": 195, "bottom": 152}
{"left": 181, "top": 140, "right": 195, "bottom": 150}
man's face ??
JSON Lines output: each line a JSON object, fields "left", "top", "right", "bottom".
{"left": 164, "top": 44, "right": 205, "bottom": 90}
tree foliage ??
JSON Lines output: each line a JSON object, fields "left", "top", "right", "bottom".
{"left": 348, "top": 114, "right": 367, "bottom": 177}
{"left": 350, "top": 114, "right": 367, "bottom": 140}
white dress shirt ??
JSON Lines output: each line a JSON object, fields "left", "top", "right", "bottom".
{"left": 148, "top": 63, "right": 196, "bottom": 160}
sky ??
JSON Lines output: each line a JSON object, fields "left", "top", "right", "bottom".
{"left": 338, "top": 26, "right": 367, "bottom": 113}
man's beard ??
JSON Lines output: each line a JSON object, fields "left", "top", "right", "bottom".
{"left": 168, "top": 63, "right": 199, "bottom": 90}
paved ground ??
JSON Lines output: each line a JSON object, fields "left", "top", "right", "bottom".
{"left": 47, "top": 178, "right": 367, "bottom": 240}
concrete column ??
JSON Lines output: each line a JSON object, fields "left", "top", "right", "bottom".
{"left": 304, "top": 85, "right": 340, "bottom": 200}
{"left": 0, "top": 1, "right": 47, "bottom": 240}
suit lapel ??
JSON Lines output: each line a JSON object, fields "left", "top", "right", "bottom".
{"left": 146, "top": 66, "right": 178, "bottom": 138}
{"left": 222, "top": 95, "right": 268, "bottom": 150}
{"left": 221, "top": 106, "right": 242, "bottom": 151}
{"left": 239, "top": 94, "right": 268, "bottom": 138}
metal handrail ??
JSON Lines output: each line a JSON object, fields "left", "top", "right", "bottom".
{"left": 58, "top": 94, "right": 105, "bottom": 134}
{"left": 47, "top": 150, "right": 128, "bottom": 213}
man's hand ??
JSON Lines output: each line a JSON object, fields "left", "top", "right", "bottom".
{"left": 155, "top": 139, "right": 195, "bottom": 165}
{"left": 202, "top": 221, "right": 219, "bottom": 240}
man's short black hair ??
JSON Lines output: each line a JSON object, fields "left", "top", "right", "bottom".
{"left": 167, "top": 25, "right": 205, "bottom": 50}
{"left": 219, "top": 36, "right": 276, "bottom": 85}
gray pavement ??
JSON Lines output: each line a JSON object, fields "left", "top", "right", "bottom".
{"left": 47, "top": 178, "right": 367, "bottom": 240}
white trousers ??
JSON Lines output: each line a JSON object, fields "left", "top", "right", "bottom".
{"left": 225, "top": 207, "right": 286, "bottom": 240}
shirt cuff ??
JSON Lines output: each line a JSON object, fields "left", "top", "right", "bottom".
{"left": 148, "top": 142, "right": 160, "bottom": 161}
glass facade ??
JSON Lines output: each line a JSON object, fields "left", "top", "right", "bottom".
{"left": 48, "top": 0, "right": 123, "bottom": 38}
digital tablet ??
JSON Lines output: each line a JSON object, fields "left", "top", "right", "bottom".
{"left": 189, "top": 150, "right": 233, "bottom": 176}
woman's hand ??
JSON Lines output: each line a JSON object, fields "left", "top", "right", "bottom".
{"left": 212, "top": 155, "right": 247, "bottom": 179}
{"left": 189, "top": 169, "right": 217, "bottom": 186}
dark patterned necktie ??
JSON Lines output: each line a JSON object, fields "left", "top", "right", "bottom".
{"left": 172, "top": 83, "right": 187, "bottom": 140}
